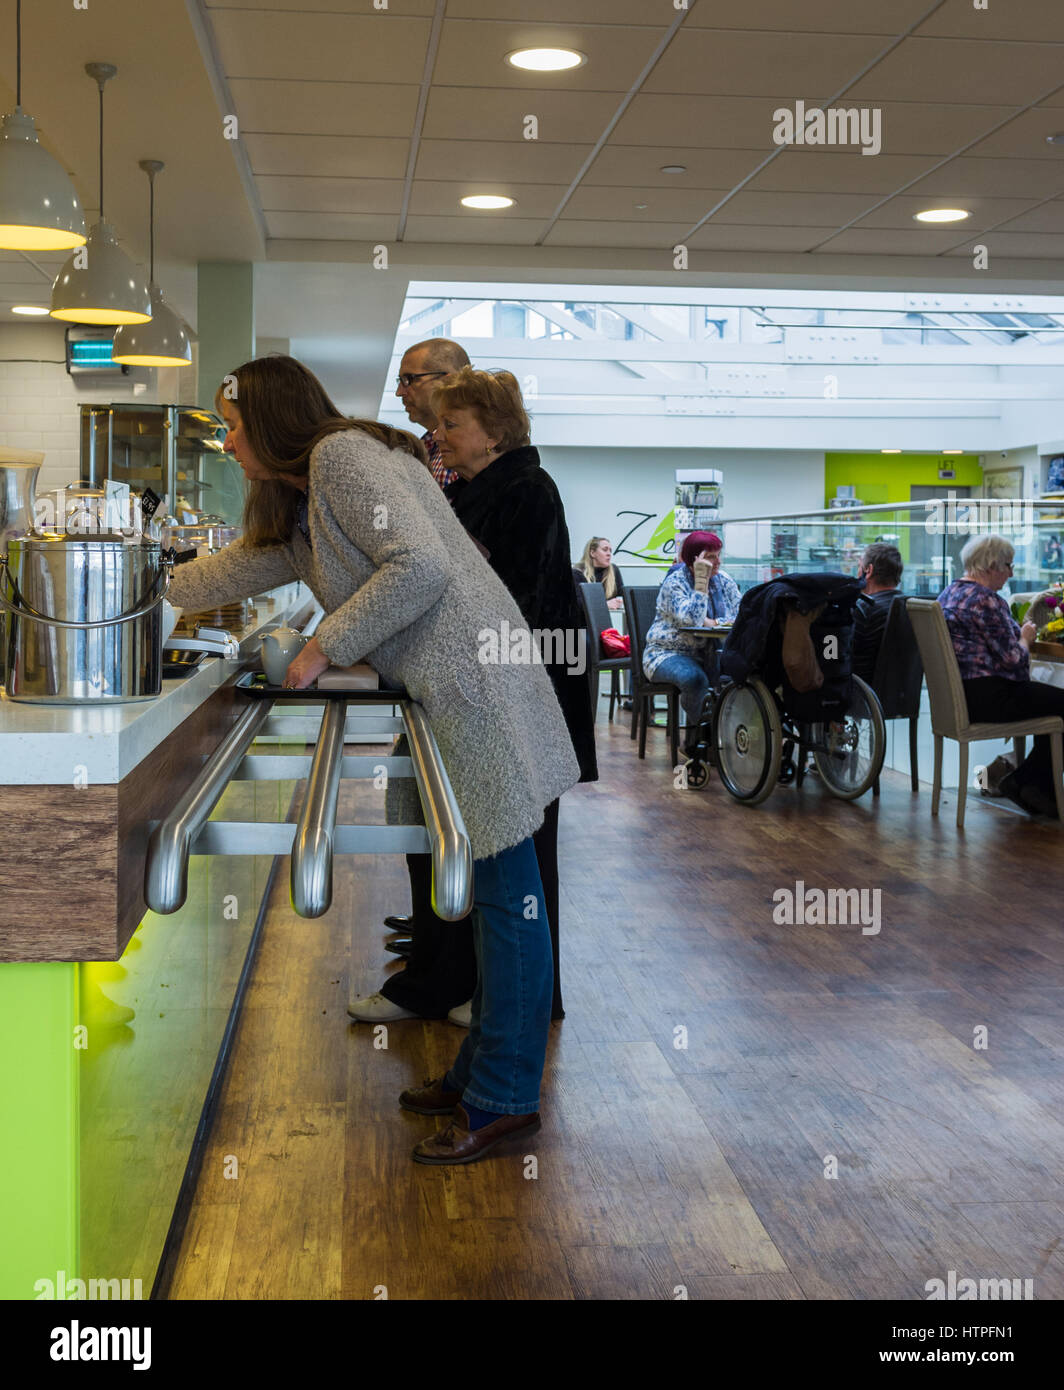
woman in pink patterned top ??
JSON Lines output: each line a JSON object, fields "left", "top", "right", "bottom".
{"left": 939, "top": 534, "right": 1060, "bottom": 817}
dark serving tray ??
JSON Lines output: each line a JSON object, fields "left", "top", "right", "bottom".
{"left": 235, "top": 670, "right": 410, "bottom": 702}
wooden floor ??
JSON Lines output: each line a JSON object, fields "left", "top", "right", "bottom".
{"left": 169, "top": 710, "right": 1064, "bottom": 1301}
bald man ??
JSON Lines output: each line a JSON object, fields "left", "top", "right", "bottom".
{"left": 394, "top": 338, "right": 471, "bottom": 489}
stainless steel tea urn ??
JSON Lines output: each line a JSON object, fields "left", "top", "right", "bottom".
{"left": 0, "top": 532, "right": 173, "bottom": 703}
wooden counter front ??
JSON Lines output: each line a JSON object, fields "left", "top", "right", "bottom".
{"left": 0, "top": 682, "right": 246, "bottom": 962}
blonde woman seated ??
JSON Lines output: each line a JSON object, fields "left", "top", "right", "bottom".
{"left": 572, "top": 537, "right": 625, "bottom": 611}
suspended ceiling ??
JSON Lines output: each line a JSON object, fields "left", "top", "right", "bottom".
{"left": 1, "top": 0, "right": 1064, "bottom": 327}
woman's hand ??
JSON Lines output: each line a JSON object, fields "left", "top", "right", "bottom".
{"left": 284, "top": 636, "right": 331, "bottom": 689}
{"left": 703, "top": 616, "right": 717, "bottom": 628}
{"left": 692, "top": 559, "right": 712, "bottom": 594}
{"left": 607, "top": 597, "right": 623, "bottom": 610}
{"left": 1021, "top": 620, "right": 1037, "bottom": 649}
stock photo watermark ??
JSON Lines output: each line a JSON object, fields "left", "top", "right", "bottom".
{"left": 772, "top": 101, "right": 882, "bottom": 156}
{"left": 477, "top": 620, "right": 587, "bottom": 676}
{"left": 772, "top": 880, "right": 881, "bottom": 935}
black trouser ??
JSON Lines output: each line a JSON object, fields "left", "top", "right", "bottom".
{"left": 964, "top": 676, "right": 1064, "bottom": 794}
{"left": 379, "top": 799, "right": 565, "bottom": 1020}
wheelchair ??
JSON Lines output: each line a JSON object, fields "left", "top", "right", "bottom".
{"left": 682, "top": 576, "right": 886, "bottom": 806}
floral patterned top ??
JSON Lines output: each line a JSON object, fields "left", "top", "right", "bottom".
{"left": 938, "top": 578, "right": 1029, "bottom": 682}
{"left": 643, "top": 565, "right": 741, "bottom": 679}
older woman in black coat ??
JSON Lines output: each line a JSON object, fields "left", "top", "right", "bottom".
{"left": 358, "top": 369, "right": 595, "bottom": 1025}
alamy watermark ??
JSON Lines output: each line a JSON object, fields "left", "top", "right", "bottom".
{"left": 925, "top": 1270, "right": 1033, "bottom": 1300}
{"left": 772, "top": 879, "right": 881, "bottom": 935}
{"left": 477, "top": 619, "right": 587, "bottom": 676}
{"left": 925, "top": 493, "right": 1034, "bottom": 544}
{"left": 772, "top": 101, "right": 882, "bottom": 156}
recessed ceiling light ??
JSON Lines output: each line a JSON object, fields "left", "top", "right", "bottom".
{"left": 881, "top": 449, "right": 902, "bottom": 454}
{"left": 11, "top": 304, "right": 50, "bottom": 315}
{"left": 506, "top": 48, "right": 585, "bottom": 72}
{"left": 460, "top": 195, "right": 515, "bottom": 210}
{"left": 661, "top": 165, "right": 687, "bottom": 175}
{"left": 914, "top": 208, "right": 970, "bottom": 223}
{"left": 942, "top": 450, "right": 964, "bottom": 455}
{"left": 635, "top": 203, "right": 649, "bottom": 210}
{"left": 1046, "top": 132, "right": 1064, "bottom": 146}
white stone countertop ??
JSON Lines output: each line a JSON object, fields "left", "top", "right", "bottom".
{"left": 0, "top": 582, "right": 311, "bottom": 785}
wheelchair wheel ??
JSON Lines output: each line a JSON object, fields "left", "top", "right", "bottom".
{"left": 686, "top": 759, "right": 710, "bottom": 790}
{"left": 714, "top": 677, "right": 783, "bottom": 805}
{"left": 809, "top": 676, "right": 886, "bottom": 800}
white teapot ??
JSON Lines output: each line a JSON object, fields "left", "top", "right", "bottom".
{"left": 261, "top": 625, "right": 308, "bottom": 685}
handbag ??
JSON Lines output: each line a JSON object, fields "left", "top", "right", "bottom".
{"left": 600, "top": 628, "right": 631, "bottom": 657}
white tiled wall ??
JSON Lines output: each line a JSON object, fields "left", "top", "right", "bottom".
{"left": 0, "top": 323, "right": 198, "bottom": 498}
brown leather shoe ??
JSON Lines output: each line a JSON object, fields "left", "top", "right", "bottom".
{"left": 412, "top": 1104, "right": 541, "bottom": 1165}
{"left": 399, "top": 1077, "right": 462, "bottom": 1115}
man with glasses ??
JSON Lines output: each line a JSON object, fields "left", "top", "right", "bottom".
{"left": 394, "top": 338, "right": 471, "bottom": 488}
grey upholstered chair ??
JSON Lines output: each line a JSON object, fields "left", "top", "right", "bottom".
{"left": 906, "top": 598, "right": 1064, "bottom": 828}
{"left": 623, "top": 585, "right": 680, "bottom": 767}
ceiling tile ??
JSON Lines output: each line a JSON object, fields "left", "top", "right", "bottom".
{"left": 415, "top": 140, "right": 593, "bottom": 184}
{"left": 966, "top": 110, "right": 1064, "bottom": 159}
{"left": 433, "top": 20, "right": 656, "bottom": 91}
{"left": 543, "top": 220, "right": 689, "bottom": 249}
{"left": 401, "top": 216, "right": 542, "bottom": 245}
{"left": 208, "top": 10, "right": 431, "bottom": 82}
{"left": 686, "top": 0, "right": 932, "bottom": 31}
{"left": 687, "top": 224, "right": 841, "bottom": 252}
{"left": 943, "top": 230, "right": 1064, "bottom": 259}
{"left": 257, "top": 177, "right": 404, "bottom": 215}
{"left": 586, "top": 147, "right": 768, "bottom": 189}
{"left": 747, "top": 149, "right": 940, "bottom": 194}
{"left": 228, "top": 79, "right": 419, "bottom": 136}
{"left": 408, "top": 181, "right": 566, "bottom": 218}
{"left": 207, "top": 0, "right": 436, "bottom": 10}
{"left": 243, "top": 134, "right": 409, "bottom": 180}
{"left": 854, "top": 193, "right": 1040, "bottom": 231}
{"left": 422, "top": 87, "right": 619, "bottom": 143}
{"left": 994, "top": 201, "right": 1064, "bottom": 234}
{"left": 907, "top": 157, "right": 1064, "bottom": 200}
{"left": 265, "top": 211, "right": 398, "bottom": 242}
{"left": 644, "top": 31, "right": 890, "bottom": 97}
{"left": 707, "top": 190, "right": 884, "bottom": 227}
{"left": 446, "top": 0, "right": 663, "bottom": 20}
{"left": 812, "top": 227, "right": 973, "bottom": 255}
{"left": 915, "top": 0, "right": 1064, "bottom": 43}
{"left": 564, "top": 186, "right": 731, "bottom": 222}
{"left": 848, "top": 38, "right": 1064, "bottom": 105}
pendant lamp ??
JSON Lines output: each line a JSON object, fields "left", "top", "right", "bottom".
{"left": 0, "top": 0, "right": 86, "bottom": 249}
{"left": 50, "top": 63, "right": 151, "bottom": 325}
{"left": 112, "top": 161, "right": 191, "bottom": 366}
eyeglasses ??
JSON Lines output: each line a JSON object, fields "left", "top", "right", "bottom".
{"left": 396, "top": 371, "right": 446, "bottom": 388}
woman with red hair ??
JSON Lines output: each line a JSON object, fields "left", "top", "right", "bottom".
{"left": 643, "top": 531, "right": 740, "bottom": 758}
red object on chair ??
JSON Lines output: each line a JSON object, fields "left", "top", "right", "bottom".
{"left": 600, "top": 628, "right": 631, "bottom": 657}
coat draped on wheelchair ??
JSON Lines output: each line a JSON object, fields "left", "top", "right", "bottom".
{"left": 685, "top": 572, "right": 886, "bottom": 804}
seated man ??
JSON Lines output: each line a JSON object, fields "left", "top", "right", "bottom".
{"left": 852, "top": 542, "right": 903, "bottom": 683}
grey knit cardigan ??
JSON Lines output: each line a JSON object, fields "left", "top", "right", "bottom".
{"left": 166, "top": 428, "right": 581, "bottom": 861}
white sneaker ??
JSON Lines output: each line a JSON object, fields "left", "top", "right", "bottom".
{"left": 347, "top": 993, "right": 419, "bottom": 1022}
{"left": 447, "top": 1000, "right": 472, "bottom": 1028}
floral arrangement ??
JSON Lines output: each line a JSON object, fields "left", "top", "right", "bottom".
{"left": 1026, "top": 582, "right": 1064, "bottom": 642}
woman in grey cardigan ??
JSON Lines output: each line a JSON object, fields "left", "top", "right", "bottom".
{"left": 167, "top": 355, "right": 580, "bottom": 1165}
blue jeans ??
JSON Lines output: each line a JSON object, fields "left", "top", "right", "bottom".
{"left": 652, "top": 652, "right": 715, "bottom": 740}
{"left": 444, "top": 834, "right": 552, "bottom": 1115}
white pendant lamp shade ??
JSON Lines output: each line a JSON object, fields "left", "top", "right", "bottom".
{"left": 112, "top": 283, "right": 190, "bottom": 365}
{"left": 0, "top": 109, "right": 87, "bottom": 250}
{"left": 50, "top": 219, "right": 151, "bottom": 324}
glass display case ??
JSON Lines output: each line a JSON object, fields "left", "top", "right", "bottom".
{"left": 79, "top": 403, "right": 243, "bottom": 527}
{"left": 717, "top": 498, "right": 1064, "bottom": 599}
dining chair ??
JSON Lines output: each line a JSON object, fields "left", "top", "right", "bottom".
{"left": 869, "top": 595, "right": 924, "bottom": 797}
{"left": 907, "top": 598, "right": 1064, "bottom": 828}
{"left": 576, "top": 581, "right": 630, "bottom": 722}
{"left": 623, "top": 585, "right": 680, "bottom": 767}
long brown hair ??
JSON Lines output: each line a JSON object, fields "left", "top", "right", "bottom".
{"left": 216, "top": 355, "right": 427, "bottom": 547}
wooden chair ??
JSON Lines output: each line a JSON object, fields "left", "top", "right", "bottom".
{"left": 906, "top": 598, "right": 1064, "bottom": 827}
{"left": 576, "top": 581, "right": 630, "bottom": 723}
{"left": 869, "top": 596, "right": 923, "bottom": 797}
{"left": 623, "top": 585, "right": 680, "bottom": 767}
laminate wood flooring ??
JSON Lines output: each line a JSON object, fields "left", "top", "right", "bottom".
{"left": 168, "top": 715, "right": 1064, "bottom": 1300}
